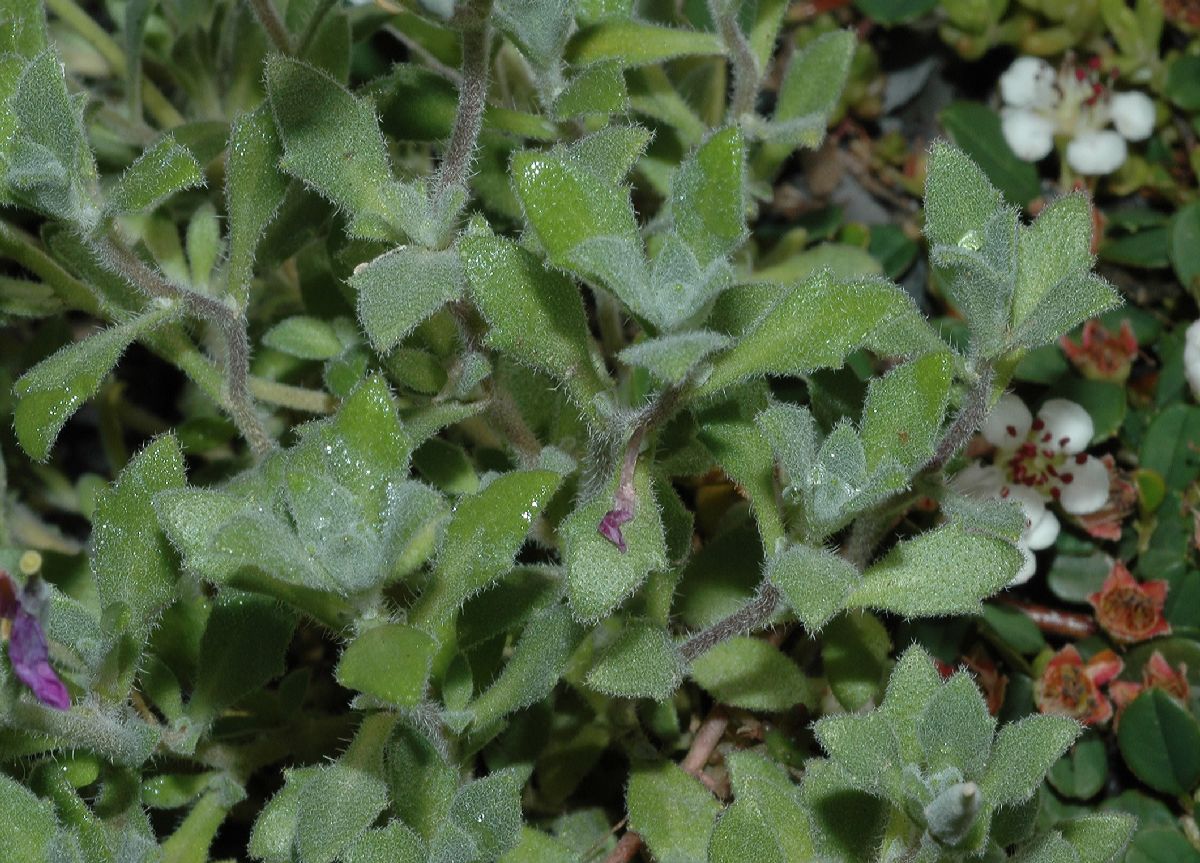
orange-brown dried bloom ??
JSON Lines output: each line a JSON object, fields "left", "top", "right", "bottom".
{"left": 1109, "top": 651, "right": 1190, "bottom": 728}
{"left": 1073, "top": 455, "right": 1137, "bottom": 542}
{"left": 1087, "top": 561, "right": 1171, "bottom": 644}
{"left": 1060, "top": 319, "right": 1138, "bottom": 382}
{"left": 1035, "top": 645, "right": 1122, "bottom": 725}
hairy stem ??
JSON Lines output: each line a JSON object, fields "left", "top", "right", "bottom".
{"left": 43, "top": 0, "right": 184, "bottom": 128}
{"left": 90, "top": 234, "right": 275, "bottom": 457}
{"left": 248, "top": 0, "right": 293, "bottom": 54}
{"left": 679, "top": 582, "right": 781, "bottom": 662}
{"left": 708, "top": 0, "right": 760, "bottom": 120}
{"left": 926, "top": 365, "right": 995, "bottom": 471}
{"left": 432, "top": 1, "right": 493, "bottom": 204}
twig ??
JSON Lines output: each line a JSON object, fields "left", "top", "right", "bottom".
{"left": 248, "top": 0, "right": 293, "bottom": 54}
{"left": 997, "top": 598, "right": 1097, "bottom": 639}
{"left": 432, "top": 1, "right": 493, "bottom": 205}
{"left": 603, "top": 708, "right": 730, "bottom": 863}
{"left": 679, "top": 583, "right": 782, "bottom": 662}
{"left": 708, "top": 0, "right": 760, "bottom": 120}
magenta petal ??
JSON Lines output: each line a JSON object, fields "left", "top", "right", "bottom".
{"left": 598, "top": 507, "right": 634, "bottom": 553}
{"left": 9, "top": 612, "right": 70, "bottom": 710}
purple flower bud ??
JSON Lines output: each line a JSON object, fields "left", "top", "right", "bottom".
{"left": 8, "top": 610, "right": 70, "bottom": 711}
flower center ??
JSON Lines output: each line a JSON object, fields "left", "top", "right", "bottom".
{"left": 998, "top": 420, "right": 1087, "bottom": 500}
{"left": 1046, "top": 665, "right": 1098, "bottom": 717}
{"left": 1098, "top": 588, "right": 1156, "bottom": 634}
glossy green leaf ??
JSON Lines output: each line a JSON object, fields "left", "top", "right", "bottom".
{"left": 690, "top": 637, "right": 811, "bottom": 711}
{"left": 626, "top": 762, "right": 720, "bottom": 863}
{"left": 107, "top": 135, "right": 203, "bottom": 215}
{"left": 563, "top": 467, "right": 666, "bottom": 622}
{"left": 1139, "top": 404, "right": 1200, "bottom": 491}
{"left": 353, "top": 247, "right": 464, "bottom": 354}
{"left": 939, "top": 101, "right": 1040, "bottom": 207}
{"left": 1047, "top": 731, "right": 1108, "bottom": 801}
{"left": 336, "top": 624, "right": 437, "bottom": 707}
{"left": 14, "top": 302, "right": 175, "bottom": 460}
{"left": 1117, "top": 689, "right": 1200, "bottom": 796}
{"left": 846, "top": 523, "right": 1021, "bottom": 617}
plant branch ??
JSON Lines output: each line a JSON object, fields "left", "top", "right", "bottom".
{"left": 90, "top": 234, "right": 275, "bottom": 457}
{"left": 248, "top": 0, "right": 293, "bottom": 54}
{"left": 432, "top": 1, "right": 493, "bottom": 204}
{"left": 925, "top": 365, "right": 995, "bottom": 471}
{"left": 679, "top": 582, "right": 782, "bottom": 662}
{"left": 708, "top": 0, "right": 760, "bottom": 120}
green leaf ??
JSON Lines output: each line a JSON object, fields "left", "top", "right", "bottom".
{"left": 353, "top": 247, "right": 464, "bottom": 354}
{"left": 813, "top": 711, "right": 901, "bottom": 796}
{"left": 1117, "top": 689, "right": 1200, "bottom": 796}
{"left": 336, "top": 624, "right": 437, "bottom": 707}
{"left": 468, "top": 602, "right": 583, "bottom": 731}
{"left": 707, "top": 800, "right": 785, "bottom": 863}
{"left": 346, "top": 823, "right": 427, "bottom": 863}
{"left": 225, "top": 105, "right": 288, "bottom": 304}
{"left": 821, "top": 611, "right": 890, "bottom": 711}
{"left": 1139, "top": 404, "right": 1200, "bottom": 491}
{"left": 385, "top": 720, "right": 456, "bottom": 839}
{"left": 618, "top": 331, "right": 730, "bottom": 386}
{"left": 265, "top": 55, "right": 416, "bottom": 242}
{"left": 767, "top": 544, "right": 859, "bottom": 632}
{"left": 1057, "top": 814, "right": 1135, "bottom": 863}
{"left": 460, "top": 234, "right": 609, "bottom": 412}
{"left": 263, "top": 315, "right": 344, "bottom": 360}
{"left": 92, "top": 434, "right": 186, "bottom": 647}
{"left": 585, "top": 620, "right": 683, "bottom": 700}
{"left": 0, "top": 773, "right": 58, "bottom": 862}
{"left": 190, "top": 590, "right": 298, "bottom": 722}
{"left": 6, "top": 50, "right": 99, "bottom": 226}
{"left": 107, "top": 135, "right": 203, "bottom": 215}
{"left": 917, "top": 671, "right": 995, "bottom": 777}
{"left": 796, "top": 758, "right": 886, "bottom": 862}
{"left": 429, "top": 769, "right": 524, "bottom": 863}
{"left": 880, "top": 645, "right": 948, "bottom": 763}
{"left": 0, "top": 0, "right": 47, "bottom": 56}
{"left": 853, "top": 0, "right": 938, "bottom": 23}
{"left": 690, "top": 637, "right": 811, "bottom": 711}
{"left": 1168, "top": 200, "right": 1200, "bottom": 300}
{"left": 1047, "top": 731, "right": 1109, "bottom": 801}
{"left": 1166, "top": 55, "right": 1200, "bottom": 111}
{"left": 764, "top": 29, "right": 855, "bottom": 156}
{"left": 671, "top": 126, "right": 746, "bottom": 267}
{"left": 1013, "top": 194, "right": 1094, "bottom": 325}
{"left": 296, "top": 763, "right": 389, "bottom": 863}
{"left": 860, "top": 352, "right": 954, "bottom": 470}
{"left": 413, "top": 469, "right": 562, "bottom": 628}
{"left": 722, "top": 752, "right": 813, "bottom": 859}
{"left": 1123, "top": 827, "right": 1200, "bottom": 863}
{"left": 563, "top": 467, "right": 666, "bottom": 622}
{"left": 700, "top": 273, "right": 936, "bottom": 395}
{"left": 552, "top": 62, "right": 627, "bottom": 118}
{"left": 846, "top": 523, "right": 1021, "bottom": 617}
{"left": 495, "top": 0, "right": 576, "bottom": 70}
{"left": 250, "top": 767, "right": 316, "bottom": 863}
{"left": 939, "top": 102, "right": 1041, "bottom": 207}
{"left": 13, "top": 302, "right": 175, "bottom": 460}
{"left": 924, "top": 139, "right": 1004, "bottom": 250}
{"left": 626, "top": 762, "right": 720, "bottom": 863}
{"left": 566, "top": 21, "right": 724, "bottom": 66}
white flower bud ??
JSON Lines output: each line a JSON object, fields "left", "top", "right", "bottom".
{"left": 1066, "top": 130, "right": 1127, "bottom": 175}
{"left": 1001, "top": 108, "right": 1056, "bottom": 162}
{"left": 999, "top": 57, "right": 1056, "bottom": 108}
{"left": 1185, "top": 320, "right": 1200, "bottom": 401}
{"left": 1110, "top": 90, "right": 1155, "bottom": 141}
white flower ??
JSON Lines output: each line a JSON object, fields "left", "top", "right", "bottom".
{"left": 1001, "top": 108, "right": 1056, "bottom": 161}
{"left": 959, "top": 394, "right": 1110, "bottom": 586}
{"left": 1000, "top": 57, "right": 1057, "bottom": 109}
{"left": 1066, "top": 130, "right": 1128, "bottom": 175}
{"left": 1110, "top": 91, "right": 1155, "bottom": 141}
{"left": 1185, "top": 320, "right": 1200, "bottom": 401}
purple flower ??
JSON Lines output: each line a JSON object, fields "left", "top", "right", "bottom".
{"left": 1, "top": 572, "right": 70, "bottom": 711}
{"left": 598, "top": 506, "right": 634, "bottom": 553}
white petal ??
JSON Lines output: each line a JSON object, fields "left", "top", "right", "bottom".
{"left": 1057, "top": 454, "right": 1109, "bottom": 515}
{"left": 1110, "top": 91, "right": 1155, "bottom": 141}
{"left": 1009, "top": 544, "right": 1038, "bottom": 586}
{"left": 1184, "top": 320, "right": 1200, "bottom": 401}
{"left": 1037, "top": 398, "right": 1094, "bottom": 454}
{"left": 1026, "top": 508, "right": 1061, "bottom": 550}
{"left": 982, "top": 393, "right": 1033, "bottom": 448}
{"left": 1000, "top": 57, "right": 1057, "bottom": 108}
{"left": 1066, "top": 130, "right": 1127, "bottom": 175}
{"left": 1001, "top": 108, "right": 1056, "bottom": 161}
{"left": 951, "top": 462, "right": 1007, "bottom": 498}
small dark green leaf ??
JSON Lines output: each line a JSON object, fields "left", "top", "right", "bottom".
{"left": 939, "top": 101, "right": 1041, "bottom": 207}
{"left": 1117, "top": 689, "right": 1200, "bottom": 796}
